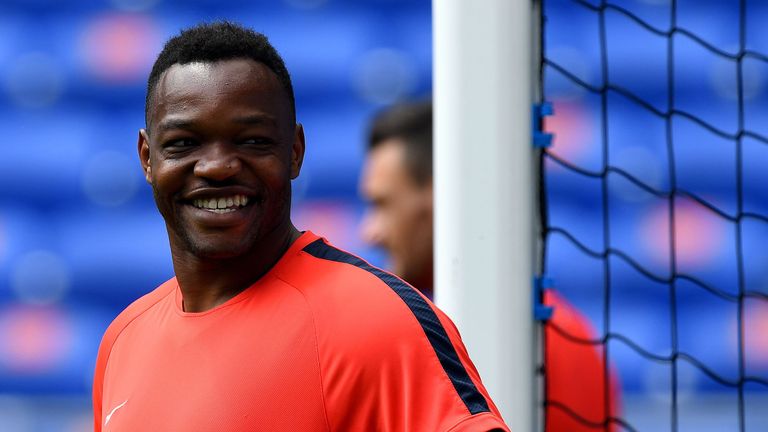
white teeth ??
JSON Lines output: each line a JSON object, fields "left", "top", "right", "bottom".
{"left": 192, "top": 195, "right": 250, "bottom": 212}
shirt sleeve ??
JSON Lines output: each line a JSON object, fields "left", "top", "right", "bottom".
{"left": 315, "top": 279, "right": 510, "bottom": 432}
{"left": 92, "top": 324, "right": 111, "bottom": 432}
{"left": 91, "top": 280, "right": 177, "bottom": 432}
{"left": 294, "top": 240, "right": 510, "bottom": 431}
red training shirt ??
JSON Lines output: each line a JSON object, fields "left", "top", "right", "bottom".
{"left": 93, "top": 231, "right": 509, "bottom": 431}
{"left": 544, "top": 290, "right": 621, "bottom": 431}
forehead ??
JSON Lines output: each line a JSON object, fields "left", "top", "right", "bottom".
{"left": 149, "top": 59, "right": 290, "bottom": 129}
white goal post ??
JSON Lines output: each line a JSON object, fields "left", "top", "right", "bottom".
{"left": 433, "top": 1, "right": 540, "bottom": 431}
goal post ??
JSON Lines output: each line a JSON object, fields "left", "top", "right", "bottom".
{"left": 433, "top": 1, "right": 539, "bottom": 431}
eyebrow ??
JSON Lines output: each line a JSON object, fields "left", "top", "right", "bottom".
{"left": 156, "top": 118, "right": 195, "bottom": 133}
{"left": 233, "top": 114, "right": 278, "bottom": 126}
{"left": 156, "top": 114, "right": 278, "bottom": 133}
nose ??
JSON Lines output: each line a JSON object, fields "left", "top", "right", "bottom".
{"left": 193, "top": 142, "right": 242, "bottom": 181}
{"left": 360, "top": 211, "right": 385, "bottom": 247}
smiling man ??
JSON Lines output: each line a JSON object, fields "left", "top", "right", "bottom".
{"left": 92, "top": 23, "right": 509, "bottom": 432}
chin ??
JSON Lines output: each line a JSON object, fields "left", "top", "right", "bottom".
{"left": 179, "top": 230, "right": 257, "bottom": 260}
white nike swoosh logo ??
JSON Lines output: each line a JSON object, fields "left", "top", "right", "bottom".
{"left": 105, "top": 399, "right": 128, "bottom": 426}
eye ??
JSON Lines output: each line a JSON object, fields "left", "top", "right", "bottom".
{"left": 240, "top": 137, "right": 274, "bottom": 147}
{"left": 370, "top": 197, "right": 387, "bottom": 209}
{"left": 163, "top": 138, "right": 198, "bottom": 152}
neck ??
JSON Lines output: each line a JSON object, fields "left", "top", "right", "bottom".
{"left": 412, "top": 276, "right": 434, "bottom": 300}
{"left": 171, "top": 224, "right": 301, "bottom": 312}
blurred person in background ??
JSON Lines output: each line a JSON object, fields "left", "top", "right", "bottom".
{"left": 360, "top": 101, "right": 436, "bottom": 298}
{"left": 360, "top": 100, "right": 621, "bottom": 432}
{"left": 92, "top": 22, "right": 510, "bottom": 432}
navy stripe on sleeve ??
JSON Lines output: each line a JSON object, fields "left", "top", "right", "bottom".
{"left": 302, "top": 238, "right": 491, "bottom": 415}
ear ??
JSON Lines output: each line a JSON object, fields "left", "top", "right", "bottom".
{"left": 290, "top": 123, "right": 306, "bottom": 180}
{"left": 138, "top": 129, "right": 152, "bottom": 183}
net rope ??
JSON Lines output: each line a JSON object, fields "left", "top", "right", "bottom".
{"left": 538, "top": 0, "right": 768, "bottom": 430}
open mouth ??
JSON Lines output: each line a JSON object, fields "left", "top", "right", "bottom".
{"left": 191, "top": 194, "right": 251, "bottom": 214}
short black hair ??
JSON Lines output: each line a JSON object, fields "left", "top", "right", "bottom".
{"left": 145, "top": 21, "right": 295, "bottom": 128}
{"left": 368, "top": 100, "right": 432, "bottom": 186}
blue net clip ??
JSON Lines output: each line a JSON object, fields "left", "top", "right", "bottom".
{"left": 532, "top": 102, "right": 554, "bottom": 148}
{"left": 533, "top": 275, "right": 554, "bottom": 321}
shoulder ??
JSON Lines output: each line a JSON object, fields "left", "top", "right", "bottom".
{"left": 543, "top": 290, "right": 620, "bottom": 429}
{"left": 544, "top": 289, "right": 597, "bottom": 339}
{"left": 101, "top": 279, "right": 176, "bottom": 348}
{"left": 95, "top": 279, "right": 175, "bottom": 365}
{"left": 278, "top": 237, "right": 509, "bottom": 431}
{"left": 543, "top": 289, "right": 602, "bottom": 371}
{"left": 279, "top": 237, "right": 428, "bottom": 339}
{"left": 92, "top": 278, "right": 176, "bottom": 430}
{"left": 281, "top": 236, "right": 388, "bottom": 291}
{"left": 276, "top": 236, "right": 445, "bottom": 363}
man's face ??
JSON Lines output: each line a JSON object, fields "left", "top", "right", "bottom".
{"left": 139, "top": 59, "right": 304, "bottom": 259}
{"left": 360, "top": 139, "right": 433, "bottom": 290}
